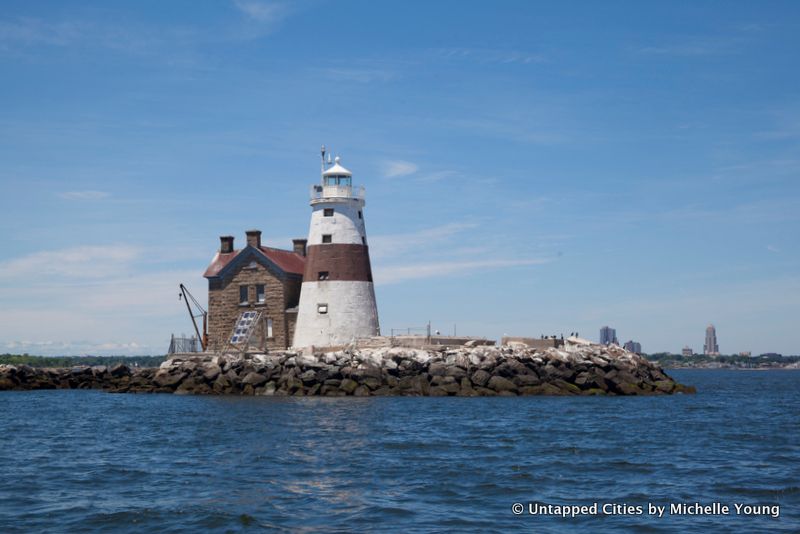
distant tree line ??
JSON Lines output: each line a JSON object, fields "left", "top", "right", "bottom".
{"left": 0, "top": 354, "right": 166, "bottom": 368}
{"left": 645, "top": 352, "right": 799, "bottom": 367}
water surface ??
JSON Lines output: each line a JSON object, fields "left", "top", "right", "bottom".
{"left": 1, "top": 369, "right": 798, "bottom": 532}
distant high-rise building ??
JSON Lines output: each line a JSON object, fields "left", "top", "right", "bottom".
{"left": 623, "top": 340, "right": 642, "bottom": 353}
{"left": 600, "top": 326, "right": 618, "bottom": 345}
{"left": 682, "top": 346, "right": 693, "bottom": 357}
{"left": 704, "top": 324, "right": 720, "bottom": 356}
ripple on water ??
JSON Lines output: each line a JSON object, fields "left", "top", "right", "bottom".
{"left": 0, "top": 371, "right": 799, "bottom": 533}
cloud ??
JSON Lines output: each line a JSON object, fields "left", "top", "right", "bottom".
{"left": 233, "top": 0, "right": 287, "bottom": 23}
{"left": 434, "top": 47, "right": 547, "bottom": 65}
{"left": 374, "top": 258, "right": 550, "bottom": 285}
{"left": 232, "top": 0, "right": 293, "bottom": 37}
{"left": 317, "top": 67, "right": 397, "bottom": 83}
{"left": 0, "top": 246, "right": 140, "bottom": 279}
{"left": 369, "top": 223, "right": 476, "bottom": 259}
{"left": 382, "top": 160, "right": 418, "bottom": 178}
{"left": 414, "top": 170, "right": 459, "bottom": 183}
{"left": 0, "top": 339, "right": 148, "bottom": 356}
{"left": 0, "top": 17, "right": 85, "bottom": 47}
{"left": 766, "top": 245, "right": 780, "bottom": 253}
{"left": 635, "top": 38, "right": 739, "bottom": 57}
{"left": 0, "top": 267, "right": 204, "bottom": 355}
{"left": 58, "top": 190, "right": 111, "bottom": 200}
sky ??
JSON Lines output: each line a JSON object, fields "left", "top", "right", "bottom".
{"left": 0, "top": 1, "right": 798, "bottom": 356}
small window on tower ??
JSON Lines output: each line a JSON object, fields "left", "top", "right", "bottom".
{"left": 256, "top": 284, "right": 265, "bottom": 304}
{"left": 361, "top": 236, "right": 366, "bottom": 245}
{"left": 322, "top": 234, "right": 332, "bottom": 244}
{"left": 239, "top": 285, "right": 248, "bottom": 305}
{"left": 324, "top": 208, "right": 334, "bottom": 217}
{"left": 358, "top": 211, "right": 362, "bottom": 219}
{"left": 318, "top": 271, "right": 329, "bottom": 280}
{"left": 317, "top": 303, "right": 328, "bottom": 314}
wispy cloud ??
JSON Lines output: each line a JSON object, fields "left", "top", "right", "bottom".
{"left": 317, "top": 67, "right": 397, "bottom": 83}
{"left": 232, "top": 0, "right": 293, "bottom": 38}
{"left": 375, "top": 258, "right": 550, "bottom": 285}
{"left": 58, "top": 190, "right": 111, "bottom": 200}
{"left": 0, "top": 17, "right": 85, "bottom": 47}
{"left": 635, "top": 37, "right": 740, "bottom": 57}
{"left": 434, "top": 47, "right": 547, "bottom": 65}
{"left": 0, "top": 267, "right": 202, "bottom": 355}
{"left": 0, "top": 246, "right": 140, "bottom": 279}
{"left": 369, "top": 223, "right": 476, "bottom": 259}
{"left": 233, "top": 0, "right": 287, "bottom": 23}
{"left": 766, "top": 245, "right": 780, "bottom": 253}
{"left": 382, "top": 160, "right": 418, "bottom": 178}
{"left": 0, "top": 339, "right": 148, "bottom": 356}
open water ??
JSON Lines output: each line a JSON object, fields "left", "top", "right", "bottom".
{"left": 1, "top": 369, "right": 798, "bottom": 533}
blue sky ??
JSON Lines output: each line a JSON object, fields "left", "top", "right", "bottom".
{"left": 0, "top": 1, "right": 798, "bottom": 356}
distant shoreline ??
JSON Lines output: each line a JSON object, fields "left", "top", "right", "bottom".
{"left": 665, "top": 365, "right": 800, "bottom": 371}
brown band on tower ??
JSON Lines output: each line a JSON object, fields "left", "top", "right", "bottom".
{"left": 304, "top": 244, "right": 373, "bottom": 282}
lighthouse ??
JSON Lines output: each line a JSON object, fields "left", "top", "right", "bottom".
{"left": 292, "top": 147, "right": 380, "bottom": 348}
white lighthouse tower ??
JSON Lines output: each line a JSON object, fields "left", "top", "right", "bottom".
{"left": 292, "top": 147, "right": 380, "bottom": 348}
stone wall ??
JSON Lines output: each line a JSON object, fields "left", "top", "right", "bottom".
{"left": 207, "top": 261, "right": 301, "bottom": 351}
{"left": 0, "top": 341, "right": 696, "bottom": 396}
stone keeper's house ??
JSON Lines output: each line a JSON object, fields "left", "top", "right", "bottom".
{"left": 203, "top": 230, "right": 307, "bottom": 350}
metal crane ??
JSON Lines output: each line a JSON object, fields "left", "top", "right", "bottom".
{"left": 179, "top": 283, "right": 208, "bottom": 351}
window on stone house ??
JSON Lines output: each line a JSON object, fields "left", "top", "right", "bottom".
{"left": 317, "top": 303, "right": 328, "bottom": 314}
{"left": 318, "top": 271, "right": 329, "bottom": 280}
{"left": 324, "top": 208, "right": 334, "bottom": 217}
{"left": 239, "top": 285, "right": 248, "bottom": 305}
{"left": 322, "top": 234, "right": 332, "bottom": 244}
{"left": 267, "top": 318, "right": 273, "bottom": 338}
{"left": 256, "top": 284, "right": 265, "bottom": 304}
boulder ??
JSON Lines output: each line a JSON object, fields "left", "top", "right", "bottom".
{"left": 202, "top": 365, "right": 222, "bottom": 381}
{"left": 339, "top": 378, "right": 358, "bottom": 394}
{"left": 154, "top": 370, "right": 186, "bottom": 388}
{"left": 242, "top": 372, "right": 268, "bottom": 387}
{"left": 470, "top": 369, "right": 491, "bottom": 387}
{"left": 487, "top": 376, "right": 517, "bottom": 393}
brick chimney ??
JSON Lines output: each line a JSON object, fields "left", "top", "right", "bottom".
{"left": 246, "top": 229, "right": 261, "bottom": 248}
{"left": 293, "top": 238, "right": 307, "bottom": 257}
{"left": 220, "top": 235, "right": 234, "bottom": 254}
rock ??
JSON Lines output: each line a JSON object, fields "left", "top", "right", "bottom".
{"left": 110, "top": 363, "right": 131, "bottom": 377}
{"left": 242, "top": 372, "right": 268, "bottom": 387}
{"left": 153, "top": 370, "right": 186, "bottom": 388}
{"left": 487, "top": 376, "right": 517, "bottom": 393}
{"left": 428, "top": 362, "right": 448, "bottom": 376}
{"left": 339, "top": 378, "right": 358, "bottom": 394}
{"left": 470, "top": 369, "right": 491, "bottom": 387}
{"left": 299, "top": 370, "right": 317, "bottom": 384}
{"left": 353, "top": 385, "right": 370, "bottom": 397}
{"left": 654, "top": 380, "right": 676, "bottom": 393}
{"left": 202, "top": 365, "right": 222, "bottom": 381}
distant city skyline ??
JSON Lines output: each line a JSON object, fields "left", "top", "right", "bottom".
{"left": 0, "top": 1, "right": 798, "bottom": 355}
{"left": 704, "top": 324, "right": 720, "bottom": 356}
{"left": 600, "top": 326, "right": 618, "bottom": 346}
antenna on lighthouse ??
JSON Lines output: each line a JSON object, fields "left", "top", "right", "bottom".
{"left": 320, "top": 145, "right": 326, "bottom": 176}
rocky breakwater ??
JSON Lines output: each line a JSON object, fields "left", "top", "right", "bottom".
{"left": 0, "top": 339, "right": 695, "bottom": 396}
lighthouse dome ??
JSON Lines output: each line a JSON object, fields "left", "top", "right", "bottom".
{"left": 323, "top": 156, "right": 352, "bottom": 177}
